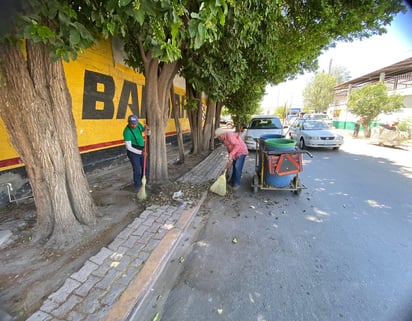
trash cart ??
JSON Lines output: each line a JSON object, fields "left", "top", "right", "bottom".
{"left": 252, "top": 137, "right": 313, "bottom": 195}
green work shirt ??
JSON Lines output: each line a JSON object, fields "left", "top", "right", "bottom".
{"left": 123, "top": 123, "right": 144, "bottom": 147}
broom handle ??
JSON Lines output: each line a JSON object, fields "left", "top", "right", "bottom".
{"left": 143, "top": 130, "right": 147, "bottom": 175}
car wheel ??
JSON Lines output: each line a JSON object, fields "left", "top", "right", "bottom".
{"left": 299, "top": 138, "right": 306, "bottom": 149}
{"left": 332, "top": 147, "right": 339, "bottom": 150}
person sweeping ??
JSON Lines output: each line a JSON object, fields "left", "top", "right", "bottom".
{"left": 123, "top": 115, "right": 150, "bottom": 196}
{"left": 214, "top": 128, "right": 249, "bottom": 191}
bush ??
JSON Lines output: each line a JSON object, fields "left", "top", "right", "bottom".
{"left": 397, "top": 117, "right": 412, "bottom": 138}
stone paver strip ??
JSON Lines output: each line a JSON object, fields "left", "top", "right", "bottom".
{"left": 26, "top": 146, "right": 225, "bottom": 321}
{"left": 71, "top": 261, "right": 99, "bottom": 283}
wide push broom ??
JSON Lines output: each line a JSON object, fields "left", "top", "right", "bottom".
{"left": 137, "top": 132, "right": 148, "bottom": 200}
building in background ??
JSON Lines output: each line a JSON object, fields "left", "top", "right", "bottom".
{"left": 330, "top": 57, "right": 412, "bottom": 130}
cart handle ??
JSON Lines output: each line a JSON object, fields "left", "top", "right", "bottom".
{"left": 305, "top": 151, "right": 313, "bottom": 158}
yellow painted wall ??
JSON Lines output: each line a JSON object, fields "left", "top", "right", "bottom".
{"left": 0, "top": 40, "right": 189, "bottom": 171}
{"left": 65, "top": 40, "right": 145, "bottom": 152}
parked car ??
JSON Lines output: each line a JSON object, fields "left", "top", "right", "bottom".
{"left": 244, "top": 116, "right": 283, "bottom": 150}
{"left": 285, "top": 115, "right": 298, "bottom": 128}
{"left": 289, "top": 119, "right": 343, "bottom": 150}
{"left": 220, "top": 116, "right": 233, "bottom": 128}
{"left": 302, "top": 113, "right": 333, "bottom": 128}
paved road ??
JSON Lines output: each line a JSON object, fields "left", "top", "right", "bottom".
{"left": 160, "top": 137, "right": 412, "bottom": 321}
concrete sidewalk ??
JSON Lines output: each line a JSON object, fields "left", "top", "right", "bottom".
{"left": 26, "top": 144, "right": 227, "bottom": 321}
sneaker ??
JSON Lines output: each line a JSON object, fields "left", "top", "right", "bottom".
{"left": 232, "top": 184, "right": 240, "bottom": 191}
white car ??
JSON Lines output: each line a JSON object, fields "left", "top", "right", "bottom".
{"left": 289, "top": 119, "right": 343, "bottom": 150}
{"left": 244, "top": 116, "right": 283, "bottom": 150}
{"left": 302, "top": 113, "right": 333, "bottom": 128}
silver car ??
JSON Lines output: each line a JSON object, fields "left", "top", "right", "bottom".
{"left": 244, "top": 116, "right": 283, "bottom": 150}
{"left": 302, "top": 113, "right": 333, "bottom": 128}
{"left": 289, "top": 119, "right": 343, "bottom": 150}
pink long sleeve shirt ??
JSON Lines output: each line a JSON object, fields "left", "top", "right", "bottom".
{"left": 221, "top": 132, "right": 248, "bottom": 160}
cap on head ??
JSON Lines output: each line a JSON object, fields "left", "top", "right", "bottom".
{"left": 215, "top": 127, "right": 230, "bottom": 138}
{"left": 128, "top": 115, "right": 138, "bottom": 125}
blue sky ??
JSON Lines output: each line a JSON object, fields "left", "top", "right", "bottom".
{"left": 261, "top": 4, "right": 412, "bottom": 112}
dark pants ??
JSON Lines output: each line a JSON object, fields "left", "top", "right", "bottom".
{"left": 127, "top": 151, "right": 145, "bottom": 189}
{"left": 229, "top": 154, "right": 246, "bottom": 187}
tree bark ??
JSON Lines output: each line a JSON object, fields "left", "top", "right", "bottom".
{"left": 186, "top": 83, "right": 217, "bottom": 154}
{"left": 215, "top": 101, "right": 223, "bottom": 130}
{"left": 140, "top": 48, "right": 180, "bottom": 182}
{"left": 186, "top": 84, "right": 200, "bottom": 154}
{"left": 361, "top": 119, "right": 371, "bottom": 138}
{"left": 201, "top": 98, "right": 216, "bottom": 151}
{"left": 0, "top": 42, "right": 97, "bottom": 248}
{"left": 171, "top": 86, "right": 185, "bottom": 163}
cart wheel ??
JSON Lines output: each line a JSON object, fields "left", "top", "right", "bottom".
{"left": 252, "top": 175, "right": 259, "bottom": 193}
{"left": 292, "top": 176, "right": 301, "bottom": 195}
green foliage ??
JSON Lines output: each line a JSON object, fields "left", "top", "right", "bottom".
{"left": 303, "top": 72, "right": 337, "bottom": 112}
{"left": 274, "top": 106, "right": 288, "bottom": 119}
{"left": 347, "top": 82, "right": 404, "bottom": 124}
{"left": 183, "top": 96, "right": 200, "bottom": 112}
{"left": 397, "top": 117, "right": 411, "bottom": 132}
{"left": 1, "top": 0, "right": 405, "bottom": 122}
{"left": 330, "top": 65, "right": 351, "bottom": 85}
{"left": 182, "top": 0, "right": 404, "bottom": 124}
{"left": 2, "top": 0, "right": 99, "bottom": 62}
{"left": 302, "top": 106, "right": 313, "bottom": 114}
{"left": 116, "top": 0, "right": 230, "bottom": 69}
{"left": 224, "top": 79, "right": 266, "bottom": 127}
{"left": 220, "top": 106, "right": 231, "bottom": 117}
{"left": 2, "top": 0, "right": 231, "bottom": 65}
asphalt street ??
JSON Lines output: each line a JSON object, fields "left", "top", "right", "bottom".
{"left": 160, "top": 136, "right": 412, "bottom": 321}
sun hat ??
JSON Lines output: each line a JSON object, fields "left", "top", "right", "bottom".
{"left": 128, "top": 115, "right": 138, "bottom": 124}
{"left": 214, "top": 127, "right": 231, "bottom": 138}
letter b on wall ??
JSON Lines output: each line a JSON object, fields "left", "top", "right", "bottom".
{"left": 82, "top": 70, "right": 115, "bottom": 119}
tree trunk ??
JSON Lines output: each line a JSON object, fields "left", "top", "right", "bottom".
{"left": 171, "top": 86, "right": 185, "bottom": 163}
{"left": 186, "top": 84, "right": 217, "bottom": 154}
{"left": 215, "top": 101, "right": 223, "bottom": 130}
{"left": 362, "top": 119, "right": 371, "bottom": 138}
{"left": 186, "top": 82, "right": 216, "bottom": 154}
{"left": 201, "top": 98, "right": 216, "bottom": 151}
{"left": 186, "top": 83, "right": 205, "bottom": 154}
{"left": 213, "top": 102, "right": 224, "bottom": 149}
{"left": 142, "top": 55, "right": 180, "bottom": 183}
{"left": 0, "top": 42, "right": 97, "bottom": 248}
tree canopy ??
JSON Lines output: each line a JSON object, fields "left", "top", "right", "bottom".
{"left": 180, "top": 0, "right": 405, "bottom": 126}
{"left": 0, "top": 0, "right": 406, "bottom": 247}
{"left": 303, "top": 72, "right": 337, "bottom": 112}
{"left": 347, "top": 82, "right": 404, "bottom": 126}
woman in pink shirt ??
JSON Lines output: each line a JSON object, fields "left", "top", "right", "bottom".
{"left": 215, "top": 128, "right": 249, "bottom": 190}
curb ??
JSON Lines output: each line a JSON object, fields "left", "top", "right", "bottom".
{"left": 104, "top": 191, "right": 208, "bottom": 321}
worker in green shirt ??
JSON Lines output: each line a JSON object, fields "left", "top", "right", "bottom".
{"left": 123, "top": 115, "right": 149, "bottom": 191}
